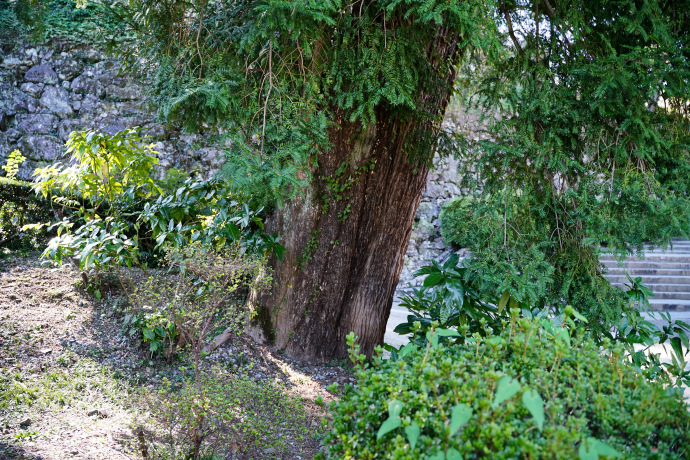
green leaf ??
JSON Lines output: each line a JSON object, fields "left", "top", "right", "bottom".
{"left": 446, "top": 448, "right": 463, "bottom": 460}
{"left": 427, "top": 330, "right": 440, "bottom": 349}
{"left": 555, "top": 328, "right": 571, "bottom": 346}
{"left": 398, "top": 342, "right": 417, "bottom": 358}
{"left": 387, "top": 400, "right": 403, "bottom": 418}
{"left": 670, "top": 336, "right": 683, "bottom": 360}
{"left": 449, "top": 403, "right": 472, "bottom": 434}
{"left": 498, "top": 290, "right": 510, "bottom": 314}
{"left": 226, "top": 223, "right": 240, "bottom": 241}
{"left": 377, "top": 400, "right": 403, "bottom": 439}
{"left": 376, "top": 417, "right": 401, "bottom": 440}
{"left": 522, "top": 389, "right": 544, "bottom": 430}
{"left": 404, "top": 422, "right": 420, "bottom": 449}
{"left": 155, "top": 232, "right": 168, "bottom": 247}
{"left": 443, "top": 254, "right": 460, "bottom": 269}
{"left": 578, "top": 437, "right": 622, "bottom": 460}
{"left": 436, "top": 328, "right": 461, "bottom": 338}
{"left": 568, "top": 306, "right": 589, "bottom": 323}
{"left": 423, "top": 272, "right": 444, "bottom": 288}
{"left": 492, "top": 376, "right": 520, "bottom": 409}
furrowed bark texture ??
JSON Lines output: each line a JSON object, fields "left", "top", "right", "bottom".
{"left": 250, "top": 29, "right": 463, "bottom": 362}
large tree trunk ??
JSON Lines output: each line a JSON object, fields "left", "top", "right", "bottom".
{"left": 249, "top": 32, "right": 462, "bottom": 362}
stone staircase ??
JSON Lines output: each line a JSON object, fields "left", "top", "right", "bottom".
{"left": 601, "top": 239, "right": 690, "bottom": 311}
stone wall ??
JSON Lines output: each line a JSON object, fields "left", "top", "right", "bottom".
{"left": 395, "top": 113, "right": 482, "bottom": 291}
{"left": 0, "top": 41, "right": 223, "bottom": 180}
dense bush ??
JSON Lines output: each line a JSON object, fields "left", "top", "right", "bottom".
{"left": 324, "top": 314, "right": 690, "bottom": 460}
{"left": 439, "top": 196, "right": 482, "bottom": 248}
{"left": 391, "top": 254, "right": 512, "bottom": 348}
{"left": 438, "top": 189, "right": 661, "bottom": 345}
{"left": 0, "top": 150, "right": 57, "bottom": 253}
{"left": 32, "top": 128, "right": 283, "bottom": 277}
{"left": 2, "top": 0, "right": 124, "bottom": 44}
{"left": 0, "top": 177, "right": 54, "bottom": 252}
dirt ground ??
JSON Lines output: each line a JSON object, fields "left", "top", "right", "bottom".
{"left": 0, "top": 254, "right": 352, "bottom": 460}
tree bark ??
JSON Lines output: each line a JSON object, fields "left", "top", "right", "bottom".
{"left": 249, "top": 30, "right": 463, "bottom": 362}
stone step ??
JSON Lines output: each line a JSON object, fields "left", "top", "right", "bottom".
{"left": 605, "top": 240, "right": 690, "bottom": 310}
{"left": 605, "top": 269, "right": 690, "bottom": 276}
{"left": 643, "top": 244, "right": 690, "bottom": 249}
{"left": 647, "top": 299, "right": 690, "bottom": 311}
{"left": 602, "top": 262, "right": 690, "bottom": 270}
{"left": 636, "top": 291, "right": 690, "bottom": 300}
{"left": 601, "top": 254, "right": 690, "bottom": 261}
{"left": 607, "top": 275, "right": 690, "bottom": 284}
{"left": 610, "top": 283, "right": 690, "bottom": 293}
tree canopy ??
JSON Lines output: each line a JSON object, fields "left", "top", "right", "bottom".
{"left": 453, "top": 0, "right": 690, "bottom": 331}
{"left": 106, "top": 0, "right": 495, "bottom": 200}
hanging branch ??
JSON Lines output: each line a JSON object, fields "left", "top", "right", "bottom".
{"left": 501, "top": 2, "right": 522, "bottom": 54}
{"left": 260, "top": 41, "right": 274, "bottom": 160}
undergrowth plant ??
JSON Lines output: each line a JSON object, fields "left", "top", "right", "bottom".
{"left": 127, "top": 242, "right": 268, "bottom": 360}
{"left": 31, "top": 128, "right": 161, "bottom": 277}
{"left": 1, "top": 150, "right": 26, "bottom": 180}
{"left": 30, "top": 128, "right": 283, "bottom": 285}
{"left": 143, "top": 367, "right": 315, "bottom": 460}
{"left": 1, "top": 151, "right": 55, "bottom": 253}
{"left": 5, "top": 0, "right": 124, "bottom": 44}
{"left": 128, "top": 243, "right": 314, "bottom": 460}
{"left": 394, "top": 254, "right": 690, "bottom": 389}
{"left": 391, "top": 254, "right": 512, "bottom": 350}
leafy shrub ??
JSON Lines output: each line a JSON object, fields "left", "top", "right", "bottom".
{"left": 437, "top": 191, "right": 690, "bottom": 360}
{"left": 32, "top": 128, "right": 283, "bottom": 278}
{"left": 122, "top": 309, "right": 179, "bottom": 357}
{"left": 31, "top": 128, "right": 161, "bottom": 274}
{"left": 0, "top": 151, "right": 57, "bottom": 252}
{"left": 126, "top": 242, "right": 268, "bottom": 359}
{"left": 0, "top": 151, "right": 50, "bottom": 252}
{"left": 0, "top": 177, "right": 53, "bottom": 252}
{"left": 393, "top": 254, "right": 690, "bottom": 389}
{"left": 143, "top": 368, "right": 316, "bottom": 460}
{"left": 127, "top": 244, "right": 298, "bottom": 460}
{"left": 7, "top": 0, "right": 124, "bottom": 43}
{"left": 2, "top": 150, "right": 26, "bottom": 179}
{"left": 439, "top": 196, "right": 483, "bottom": 248}
{"left": 391, "top": 254, "right": 512, "bottom": 349}
{"left": 324, "top": 314, "right": 690, "bottom": 460}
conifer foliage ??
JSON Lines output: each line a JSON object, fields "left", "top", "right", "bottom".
{"left": 455, "top": 0, "right": 690, "bottom": 330}
{"left": 108, "top": 0, "right": 494, "bottom": 201}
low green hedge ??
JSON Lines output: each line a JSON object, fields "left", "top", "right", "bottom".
{"left": 323, "top": 316, "right": 690, "bottom": 459}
